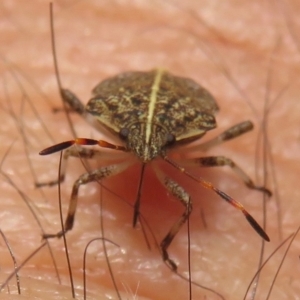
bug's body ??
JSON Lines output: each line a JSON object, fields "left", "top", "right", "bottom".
{"left": 87, "top": 69, "right": 218, "bottom": 161}
{"left": 39, "top": 68, "right": 271, "bottom": 271}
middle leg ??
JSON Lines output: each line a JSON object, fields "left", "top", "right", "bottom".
{"left": 186, "top": 155, "right": 271, "bottom": 196}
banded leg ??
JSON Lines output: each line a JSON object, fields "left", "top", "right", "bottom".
{"left": 54, "top": 89, "right": 106, "bottom": 133}
{"left": 43, "top": 160, "right": 132, "bottom": 239}
{"left": 191, "top": 121, "right": 253, "bottom": 152}
{"left": 190, "top": 156, "right": 271, "bottom": 196}
{"left": 61, "top": 89, "right": 85, "bottom": 114}
{"left": 156, "top": 168, "right": 192, "bottom": 271}
{"left": 164, "top": 156, "right": 270, "bottom": 242}
{"left": 53, "top": 88, "right": 85, "bottom": 115}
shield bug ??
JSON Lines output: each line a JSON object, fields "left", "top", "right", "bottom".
{"left": 39, "top": 66, "right": 271, "bottom": 271}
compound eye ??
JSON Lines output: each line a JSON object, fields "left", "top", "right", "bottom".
{"left": 166, "top": 133, "right": 176, "bottom": 145}
{"left": 119, "top": 128, "right": 129, "bottom": 140}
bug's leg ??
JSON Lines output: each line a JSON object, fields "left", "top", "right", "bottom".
{"left": 164, "top": 156, "right": 270, "bottom": 241}
{"left": 187, "top": 155, "right": 271, "bottom": 196}
{"left": 155, "top": 168, "right": 192, "bottom": 271}
{"left": 35, "top": 146, "right": 104, "bottom": 187}
{"left": 61, "top": 89, "right": 85, "bottom": 114}
{"left": 53, "top": 88, "right": 86, "bottom": 115}
{"left": 38, "top": 89, "right": 86, "bottom": 187}
{"left": 43, "top": 160, "right": 132, "bottom": 239}
{"left": 193, "top": 121, "right": 254, "bottom": 152}
{"left": 53, "top": 89, "right": 110, "bottom": 134}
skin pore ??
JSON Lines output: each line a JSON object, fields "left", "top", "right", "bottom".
{"left": 0, "top": 0, "right": 300, "bottom": 299}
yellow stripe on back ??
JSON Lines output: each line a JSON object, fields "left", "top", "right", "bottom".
{"left": 145, "top": 69, "right": 164, "bottom": 145}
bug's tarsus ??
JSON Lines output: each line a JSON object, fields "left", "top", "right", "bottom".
{"left": 43, "top": 212, "right": 74, "bottom": 239}
{"left": 43, "top": 230, "right": 65, "bottom": 239}
{"left": 35, "top": 174, "right": 65, "bottom": 188}
{"left": 248, "top": 185, "right": 272, "bottom": 197}
{"left": 162, "top": 245, "right": 178, "bottom": 271}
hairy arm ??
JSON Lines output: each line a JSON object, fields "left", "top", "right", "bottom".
{"left": 0, "top": 1, "right": 299, "bottom": 299}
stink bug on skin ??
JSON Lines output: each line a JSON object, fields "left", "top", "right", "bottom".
{"left": 39, "top": 66, "right": 271, "bottom": 271}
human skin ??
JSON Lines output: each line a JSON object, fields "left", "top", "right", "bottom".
{"left": 0, "top": 0, "right": 300, "bottom": 299}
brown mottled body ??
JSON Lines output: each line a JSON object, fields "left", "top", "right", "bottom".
{"left": 39, "top": 69, "right": 271, "bottom": 271}
{"left": 87, "top": 69, "right": 218, "bottom": 161}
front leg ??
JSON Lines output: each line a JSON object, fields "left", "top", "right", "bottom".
{"left": 61, "top": 89, "right": 85, "bottom": 114}
{"left": 53, "top": 88, "right": 86, "bottom": 115}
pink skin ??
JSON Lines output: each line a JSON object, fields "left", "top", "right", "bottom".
{"left": 0, "top": 0, "right": 300, "bottom": 299}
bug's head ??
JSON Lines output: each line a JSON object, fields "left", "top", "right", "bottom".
{"left": 119, "top": 124, "right": 175, "bottom": 162}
